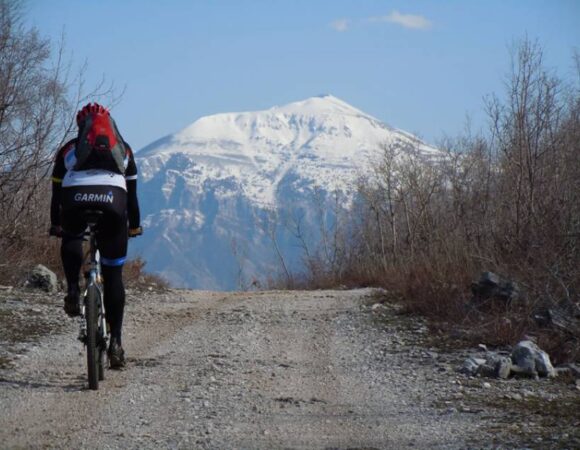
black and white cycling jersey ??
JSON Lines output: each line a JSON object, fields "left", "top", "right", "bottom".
{"left": 52, "top": 139, "right": 138, "bottom": 190}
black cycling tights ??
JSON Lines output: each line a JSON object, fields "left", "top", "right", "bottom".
{"left": 101, "top": 265, "right": 125, "bottom": 344}
{"left": 61, "top": 237, "right": 126, "bottom": 344}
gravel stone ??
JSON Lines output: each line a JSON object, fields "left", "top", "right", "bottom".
{"left": 0, "top": 287, "right": 578, "bottom": 449}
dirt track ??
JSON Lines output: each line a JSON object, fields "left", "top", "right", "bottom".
{"left": 1, "top": 288, "right": 578, "bottom": 449}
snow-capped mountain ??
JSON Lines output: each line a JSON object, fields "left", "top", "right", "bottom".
{"left": 131, "top": 95, "right": 437, "bottom": 289}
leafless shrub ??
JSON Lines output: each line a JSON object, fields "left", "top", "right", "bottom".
{"left": 0, "top": 1, "right": 119, "bottom": 284}
{"left": 123, "top": 257, "right": 170, "bottom": 290}
{"left": 291, "top": 38, "right": 579, "bottom": 357}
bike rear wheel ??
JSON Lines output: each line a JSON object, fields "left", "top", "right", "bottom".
{"left": 98, "top": 336, "right": 106, "bottom": 381}
{"left": 86, "top": 285, "right": 100, "bottom": 390}
{"left": 98, "top": 353, "right": 105, "bottom": 381}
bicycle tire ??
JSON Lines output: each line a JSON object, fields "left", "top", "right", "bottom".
{"left": 98, "top": 344, "right": 106, "bottom": 381}
{"left": 98, "top": 290, "right": 106, "bottom": 381}
{"left": 86, "top": 285, "right": 99, "bottom": 390}
{"left": 99, "top": 350, "right": 106, "bottom": 381}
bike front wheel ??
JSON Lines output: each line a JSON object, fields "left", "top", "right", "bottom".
{"left": 86, "top": 285, "right": 100, "bottom": 390}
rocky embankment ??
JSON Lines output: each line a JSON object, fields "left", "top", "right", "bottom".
{"left": 0, "top": 284, "right": 579, "bottom": 449}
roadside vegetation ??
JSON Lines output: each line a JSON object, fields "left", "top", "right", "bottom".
{"left": 0, "top": 0, "right": 71, "bottom": 283}
{"left": 276, "top": 39, "right": 580, "bottom": 363}
{"left": 0, "top": 1, "right": 161, "bottom": 288}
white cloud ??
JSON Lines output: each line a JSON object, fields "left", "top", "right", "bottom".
{"left": 369, "top": 10, "right": 432, "bottom": 30}
{"left": 330, "top": 19, "right": 349, "bottom": 32}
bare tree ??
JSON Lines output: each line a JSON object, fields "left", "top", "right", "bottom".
{"left": 0, "top": 0, "right": 118, "bottom": 282}
{"left": 486, "top": 38, "right": 566, "bottom": 252}
{"left": 255, "top": 208, "right": 293, "bottom": 287}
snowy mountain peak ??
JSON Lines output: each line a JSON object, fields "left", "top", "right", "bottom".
{"left": 140, "top": 95, "right": 387, "bottom": 158}
{"left": 268, "top": 94, "right": 371, "bottom": 118}
{"left": 138, "top": 95, "right": 437, "bottom": 207}
{"left": 133, "top": 97, "right": 439, "bottom": 289}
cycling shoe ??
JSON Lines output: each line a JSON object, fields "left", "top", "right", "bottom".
{"left": 108, "top": 338, "right": 126, "bottom": 369}
{"left": 63, "top": 290, "right": 80, "bottom": 317}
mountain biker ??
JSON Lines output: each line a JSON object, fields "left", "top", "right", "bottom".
{"left": 49, "top": 102, "right": 142, "bottom": 369}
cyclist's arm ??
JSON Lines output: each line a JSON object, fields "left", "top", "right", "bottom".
{"left": 125, "top": 145, "right": 141, "bottom": 230}
{"left": 50, "top": 146, "right": 67, "bottom": 229}
{"left": 127, "top": 179, "right": 140, "bottom": 228}
{"left": 50, "top": 182, "right": 62, "bottom": 227}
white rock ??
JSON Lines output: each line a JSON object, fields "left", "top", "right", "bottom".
{"left": 461, "top": 357, "right": 486, "bottom": 375}
{"left": 511, "top": 340, "right": 556, "bottom": 378}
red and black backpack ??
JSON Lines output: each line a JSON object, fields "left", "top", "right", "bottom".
{"left": 74, "top": 103, "right": 127, "bottom": 174}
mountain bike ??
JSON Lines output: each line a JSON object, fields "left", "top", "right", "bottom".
{"left": 77, "top": 210, "right": 108, "bottom": 390}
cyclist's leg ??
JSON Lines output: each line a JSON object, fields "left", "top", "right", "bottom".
{"left": 100, "top": 223, "right": 127, "bottom": 368}
{"left": 101, "top": 264, "right": 125, "bottom": 343}
{"left": 60, "top": 187, "right": 88, "bottom": 316}
{"left": 61, "top": 233, "right": 83, "bottom": 293}
{"left": 95, "top": 187, "right": 128, "bottom": 367}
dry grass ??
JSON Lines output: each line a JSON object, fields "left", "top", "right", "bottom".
{"left": 272, "top": 242, "right": 579, "bottom": 363}
{"left": 123, "top": 257, "right": 170, "bottom": 290}
{"left": 0, "top": 237, "right": 169, "bottom": 292}
{"left": 0, "top": 235, "right": 62, "bottom": 287}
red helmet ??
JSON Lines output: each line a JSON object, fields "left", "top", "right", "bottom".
{"left": 76, "top": 102, "right": 110, "bottom": 126}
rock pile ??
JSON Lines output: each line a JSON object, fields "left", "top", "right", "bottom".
{"left": 471, "top": 271, "right": 521, "bottom": 306}
{"left": 461, "top": 340, "right": 557, "bottom": 380}
{"left": 25, "top": 265, "right": 58, "bottom": 293}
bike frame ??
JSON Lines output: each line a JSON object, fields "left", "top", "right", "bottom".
{"left": 78, "top": 214, "right": 109, "bottom": 389}
{"left": 78, "top": 224, "right": 107, "bottom": 339}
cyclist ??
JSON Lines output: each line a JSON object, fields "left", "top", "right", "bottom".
{"left": 49, "top": 103, "right": 142, "bottom": 369}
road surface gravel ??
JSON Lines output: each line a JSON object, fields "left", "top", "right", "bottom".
{"left": 1, "top": 287, "right": 578, "bottom": 449}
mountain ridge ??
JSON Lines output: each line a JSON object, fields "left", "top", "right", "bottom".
{"left": 137, "top": 95, "right": 436, "bottom": 206}
{"left": 131, "top": 96, "right": 438, "bottom": 289}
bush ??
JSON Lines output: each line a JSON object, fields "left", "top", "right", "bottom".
{"left": 123, "top": 257, "right": 170, "bottom": 290}
{"left": 286, "top": 39, "right": 580, "bottom": 361}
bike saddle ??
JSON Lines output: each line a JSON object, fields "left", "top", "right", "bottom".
{"left": 82, "top": 209, "right": 104, "bottom": 225}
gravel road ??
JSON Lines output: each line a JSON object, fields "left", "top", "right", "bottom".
{"left": 1, "top": 287, "right": 578, "bottom": 449}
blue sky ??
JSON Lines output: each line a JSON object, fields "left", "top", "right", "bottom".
{"left": 28, "top": 0, "right": 579, "bottom": 150}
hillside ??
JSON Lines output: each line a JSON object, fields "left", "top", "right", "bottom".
{"left": 131, "top": 95, "right": 438, "bottom": 289}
